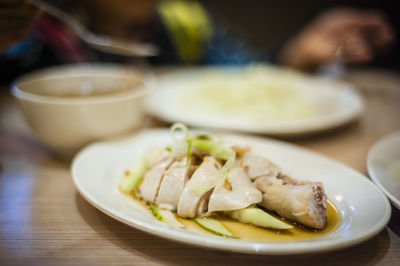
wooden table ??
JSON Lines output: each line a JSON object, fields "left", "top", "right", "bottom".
{"left": 1, "top": 68, "right": 399, "bottom": 265}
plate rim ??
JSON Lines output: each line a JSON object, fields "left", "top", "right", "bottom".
{"left": 71, "top": 128, "right": 391, "bottom": 255}
{"left": 145, "top": 67, "right": 365, "bottom": 136}
{"left": 367, "top": 130, "right": 400, "bottom": 209}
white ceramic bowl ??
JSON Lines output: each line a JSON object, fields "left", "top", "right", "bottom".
{"left": 11, "top": 64, "right": 154, "bottom": 157}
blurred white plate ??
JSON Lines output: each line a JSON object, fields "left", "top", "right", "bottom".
{"left": 146, "top": 66, "right": 364, "bottom": 136}
{"left": 71, "top": 129, "right": 390, "bottom": 255}
{"left": 367, "top": 131, "right": 400, "bottom": 209}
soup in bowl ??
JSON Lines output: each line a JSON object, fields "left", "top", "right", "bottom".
{"left": 11, "top": 64, "right": 154, "bottom": 157}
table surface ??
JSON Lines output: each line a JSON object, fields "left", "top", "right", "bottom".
{"left": 1, "top": 68, "right": 400, "bottom": 266}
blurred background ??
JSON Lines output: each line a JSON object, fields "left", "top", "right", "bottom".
{"left": 1, "top": 0, "right": 398, "bottom": 85}
{"left": 201, "top": 0, "right": 399, "bottom": 69}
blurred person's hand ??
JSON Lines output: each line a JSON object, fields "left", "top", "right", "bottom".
{"left": 279, "top": 8, "right": 394, "bottom": 71}
{"left": 0, "top": 0, "right": 40, "bottom": 53}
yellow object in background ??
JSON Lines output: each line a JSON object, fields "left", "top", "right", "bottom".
{"left": 158, "top": 0, "right": 213, "bottom": 63}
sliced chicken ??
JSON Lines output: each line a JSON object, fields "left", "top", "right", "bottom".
{"left": 147, "top": 146, "right": 170, "bottom": 167}
{"left": 177, "top": 156, "right": 221, "bottom": 218}
{"left": 155, "top": 156, "right": 197, "bottom": 210}
{"left": 254, "top": 173, "right": 327, "bottom": 229}
{"left": 208, "top": 167, "right": 262, "bottom": 212}
{"left": 239, "top": 152, "right": 280, "bottom": 180}
{"left": 196, "top": 190, "right": 212, "bottom": 215}
{"left": 138, "top": 154, "right": 175, "bottom": 203}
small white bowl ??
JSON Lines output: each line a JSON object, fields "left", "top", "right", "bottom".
{"left": 11, "top": 64, "right": 154, "bottom": 157}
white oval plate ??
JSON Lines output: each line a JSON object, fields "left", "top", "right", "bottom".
{"left": 367, "top": 131, "right": 400, "bottom": 209}
{"left": 146, "top": 66, "right": 364, "bottom": 136}
{"left": 71, "top": 129, "right": 390, "bottom": 255}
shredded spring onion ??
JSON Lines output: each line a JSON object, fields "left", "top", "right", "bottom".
{"left": 169, "top": 123, "right": 191, "bottom": 160}
{"left": 168, "top": 123, "right": 236, "bottom": 193}
{"left": 185, "top": 139, "right": 193, "bottom": 166}
{"left": 149, "top": 203, "right": 163, "bottom": 221}
{"left": 170, "top": 123, "right": 189, "bottom": 143}
{"left": 191, "top": 139, "right": 232, "bottom": 160}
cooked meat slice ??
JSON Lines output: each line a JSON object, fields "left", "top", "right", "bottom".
{"left": 208, "top": 167, "right": 262, "bottom": 212}
{"left": 239, "top": 152, "right": 280, "bottom": 180}
{"left": 254, "top": 174, "right": 327, "bottom": 229}
{"left": 196, "top": 190, "right": 212, "bottom": 217}
{"left": 155, "top": 156, "right": 197, "bottom": 210}
{"left": 147, "top": 146, "right": 170, "bottom": 167}
{"left": 177, "top": 156, "right": 221, "bottom": 218}
{"left": 138, "top": 156, "right": 175, "bottom": 203}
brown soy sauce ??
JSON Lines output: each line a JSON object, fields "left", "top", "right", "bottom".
{"left": 176, "top": 201, "right": 341, "bottom": 241}
{"left": 124, "top": 191, "right": 341, "bottom": 241}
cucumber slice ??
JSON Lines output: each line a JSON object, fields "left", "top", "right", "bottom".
{"left": 229, "top": 207, "right": 293, "bottom": 230}
{"left": 149, "top": 204, "right": 184, "bottom": 228}
{"left": 193, "top": 217, "right": 233, "bottom": 237}
{"left": 158, "top": 209, "right": 184, "bottom": 228}
{"left": 120, "top": 156, "right": 148, "bottom": 193}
